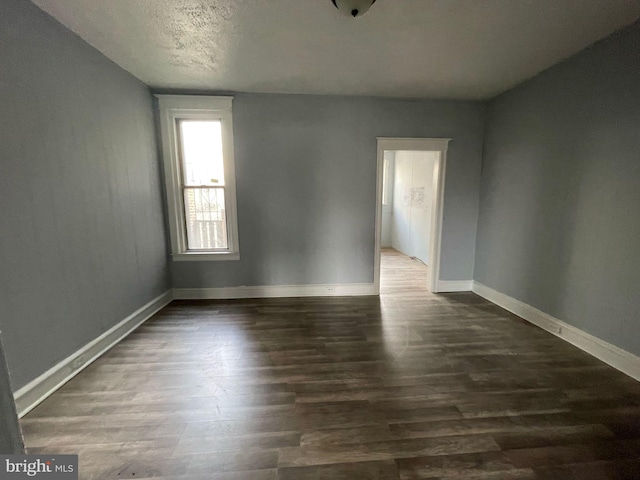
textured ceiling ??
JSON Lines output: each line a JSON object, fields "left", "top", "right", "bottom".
{"left": 31, "top": 0, "right": 640, "bottom": 99}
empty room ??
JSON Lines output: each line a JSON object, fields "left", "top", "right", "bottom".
{"left": 2, "top": 0, "right": 640, "bottom": 479}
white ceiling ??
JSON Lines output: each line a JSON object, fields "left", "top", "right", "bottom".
{"left": 32, "top": 0, "right": 640, "bottom": 100}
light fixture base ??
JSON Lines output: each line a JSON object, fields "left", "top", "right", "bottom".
{"left": 331, "top": 0, "right": 377, "bottom": 18}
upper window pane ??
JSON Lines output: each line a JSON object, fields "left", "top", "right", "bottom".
{"left": 178, "top": 120, "right": 225, "bottom": 186}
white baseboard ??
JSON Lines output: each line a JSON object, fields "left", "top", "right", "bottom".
{"left": 173, "top": 283, "right": 377, "bottom": 300}
{"left": 472, "top": 281, "right": 640, "bottom": 382}
{"left": 14, "top": 290, "right": 173, "bottom": 418}
{"left": 436, "top": 280, "right": 473, "bottom": 293}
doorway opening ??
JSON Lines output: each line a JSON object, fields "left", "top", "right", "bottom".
{"left": 374, "top": 138, "right": 450, "bottom": 294}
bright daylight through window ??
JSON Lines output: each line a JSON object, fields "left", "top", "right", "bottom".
{"left": 157, "top": 96, "right": 239, "bottom": 260}
{"left": 179, "top": 120, "right": 227, "bottom": 250}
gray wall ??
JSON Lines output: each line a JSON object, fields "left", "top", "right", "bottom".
{"left": 0, "top": 0, "right": 170, "bottom": 389}
{"left": 170, "top": 94, "right": 485, "bottom": 288}
{"left": 475, "top": 21, "right": 640, "bottom": 356}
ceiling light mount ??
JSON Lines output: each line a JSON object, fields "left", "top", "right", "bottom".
{"left": 331, "top": 0, "right": 377, "bottom": 18}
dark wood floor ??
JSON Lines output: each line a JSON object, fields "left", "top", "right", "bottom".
{"left": 22, "top": 250, "right": 640, "bottom": 479}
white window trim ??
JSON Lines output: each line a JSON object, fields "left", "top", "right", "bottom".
{"left": 156, "top": 95, "right": 240, "bottom": 261}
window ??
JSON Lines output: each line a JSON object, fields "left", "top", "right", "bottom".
{"left": 382, "top": 152, "right": 391, "bottom": 206}
{"left": 157, "top": 95, "right": 239, "bottom": 260}
{"left": 382, "top": 153, "right": 394, "bottom": 208}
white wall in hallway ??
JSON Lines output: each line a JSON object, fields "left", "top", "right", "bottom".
{"left": 391, "top": 150, "right": 438, "bottom": 264}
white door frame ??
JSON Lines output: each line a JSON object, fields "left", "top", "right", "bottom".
{"left": 374, "top": 137, "right": 451, "bottom": 294}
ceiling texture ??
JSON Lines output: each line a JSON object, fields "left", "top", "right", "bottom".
{"left": 32, "top": 0, "right": 640, "bottom": 100}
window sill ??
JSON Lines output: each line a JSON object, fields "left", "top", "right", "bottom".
{"left": 171, "top": 252, "right": 240, "bottom": 262}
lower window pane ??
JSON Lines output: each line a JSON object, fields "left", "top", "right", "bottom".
{"left": 183, "top": 188, "right": 228, "bottom": 250}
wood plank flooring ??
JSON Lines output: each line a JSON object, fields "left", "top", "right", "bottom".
{"left": 380, "top": 248, "right": 429, "bottom": 295}
{"left": 22, "top": 250, "right": 640, "bottom": 479}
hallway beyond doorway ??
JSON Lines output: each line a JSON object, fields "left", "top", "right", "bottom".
{"left": 380, "top": 248, "right": 429, "bottom": 295}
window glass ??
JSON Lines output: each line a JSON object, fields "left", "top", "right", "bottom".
{"left": 183, "top": 188, "right": 228, "bottom": 250}
{"left": 179, "top": 120, "right": 225, "bottom": 187}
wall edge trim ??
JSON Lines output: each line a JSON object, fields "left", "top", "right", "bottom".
{"left": 472, "top": 281, "right": 640, "bottom": 381}
{"left": 436, "top": 280, "right": 473, "bottom": 292}
{"left": 14, "top": 290, "right": 173, "bottom": 418}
